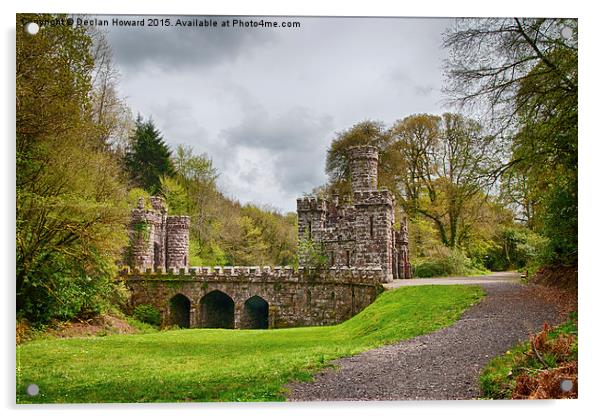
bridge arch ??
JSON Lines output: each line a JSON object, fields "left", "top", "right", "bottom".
{"left": 169, "top": 293, "right": 191, "bottom": 328}
{"left": 241, "top": 295, "right": 269, "bottom": 329}
{"left": 199, "top": 290, "right": 235, "bottom": 329}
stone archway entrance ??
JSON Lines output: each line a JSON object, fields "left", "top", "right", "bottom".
{"left": 199, "top": 290, "right": 235, "bottom": 329}
{"left": 241, "top": 295, "right": 269, "bottom": 329}
{"left": 169, "top": 293, "right": 191, "bottom": 328}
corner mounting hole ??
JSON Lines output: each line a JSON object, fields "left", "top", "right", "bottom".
{"left": 561, "top": 26, "right": 573, "bottom": 40}
{"left": 560, "top": 379, "right": 573, "bottom": 392}
{"left": 26, "top": 383, "right": 39, "bottom": 396}
{"left": 25, "top": 22, "right": 40, "bottom": 35}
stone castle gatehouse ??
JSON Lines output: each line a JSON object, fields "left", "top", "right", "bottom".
{"left": 297, "top": 145, "right": 411, "bottom": 282}
{"left": 121, "top": 145, "right": 411, "bottom": 329}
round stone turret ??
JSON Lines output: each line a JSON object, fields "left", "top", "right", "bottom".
{"left": 348, "top": 145, "right": 379, "bottom": 192}
{"left": 166, "top": 216, "right": 190, "bottom": 269}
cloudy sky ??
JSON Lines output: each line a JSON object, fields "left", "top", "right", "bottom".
{"left": 103, "top": 16, "right": 452, "bottom": 212}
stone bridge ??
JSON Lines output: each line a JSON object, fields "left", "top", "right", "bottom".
{"left": 122, "top": 265, "right": 384, "bottom": 329}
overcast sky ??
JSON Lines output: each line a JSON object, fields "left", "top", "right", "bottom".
{"left": 103, "top": 16, "right": 452, "bottom": 212}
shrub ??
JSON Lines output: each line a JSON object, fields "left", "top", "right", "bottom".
{"left": 132, "top": 304, "right": 162, "bottom": 326}
{"left": 483, "top": 227, "right": 549, "bottom": 271}
{"left": 298, "top": 234, "right": 329, "bottom": 273}
{"left": 17, "top": 252, "right": 128, "bottom": 326}
{"left": 126, "top": 317, "right": 159, "bottom": 334}
{"left": 413, "top": 260, "right": 448, "bottom": 278}
{"left": 413, "top": 248, "right": 488, "bottom": 278}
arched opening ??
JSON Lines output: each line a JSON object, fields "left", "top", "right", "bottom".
{"left": 169, "top": 293, "right": 191, "bottom": 328}
{"left": 199, "top": 290, "right": 235, "bottom": 329}
{"left": 241, "top": 295, "right": 269, "bottom": 329}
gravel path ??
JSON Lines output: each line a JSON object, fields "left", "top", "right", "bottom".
{"left": 287, "top": 282, "right": 562, "bottom": 401}
{"left": 383, "top": 271, "right": 520, "bottom": 288}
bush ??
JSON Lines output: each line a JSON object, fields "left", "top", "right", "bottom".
{"left": 413, "top": 248, "right": 488, "bottom": 278}
{"left": 298, "top": 234, "right": 329, "bottom": 272}
{"left": 480, "top": 315, "right": 578, "bottom": 399}
{"left": 17, "top": 252, "right": 128, "bottom": 326}
{"left": 126, "top": 317, "right": 159, "bottom": 334}
{"left": 132, "top": 304, "right": 162, "bottom": 326}
{"left": 413, "top": 260, "right": 448, "bottom": 278}
{"left": 483, "top": 227, "right": 549, "bottom": 272}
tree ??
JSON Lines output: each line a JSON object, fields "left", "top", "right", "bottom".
{"left": 325, "top": 120, "right": 394, "bottom": 199}
{"left": 444, "top": 18, "right": 577, "bottom": 265}
{"left": 16, "top": 14, "right": 129, "bottom": 324}
{"left": 390, "top": 113, "right": 497, "bottom": 249}
{"left": 443, "top": 18, "right": 577, "bottom": 133}
{"left": 125, "top": 116, "right": 174, "bottom": 194}
{"left": 88, "top": 27, "right": 134, "bottom": 155}
{"left": 387, "top": 114, "right": 440, "bottom": 216}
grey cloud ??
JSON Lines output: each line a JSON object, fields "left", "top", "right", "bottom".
{"left": 221, "top": 105, "right": 334, "bottom": 153}
{"left": 104, "top": 15, "right": 276, "bottom": 71}
{"left": 145, "top": 101, "right": 212, "bottom": 151}
{"left": 219, "top": 103, "right": 334, "bottom": 194}
{"left": 388, "top": 68, "right": 437, "bottom": 99}
{"left": 108, "top": 16, "right": 453, "bottom": 210}
{"left": 413, "top": 84, "right": 436, "bottom": 96}
{"left": 275, "top": 150, "right": 327, "bottom": 193}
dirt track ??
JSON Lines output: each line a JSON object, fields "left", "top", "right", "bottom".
{"left": 287, "top": 280, "right": 562, "bottom": 401}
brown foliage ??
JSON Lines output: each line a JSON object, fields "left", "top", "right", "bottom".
{"left": 512, "top": 322, "right": 577, "bottom": 399}
{"left": 16, "top": 320, "right": 31, "bottom": 345}
{"left": 531, "top": 265, "right": 577, "bottom": 291}
{"left": 512, "top": 362, "right": 577, "bottom": 399}
{"left": 48, "top": 315, "right": 137, "bottom": 339}
{"left": 523, "top": 282, "right": 577, "bottom": 321}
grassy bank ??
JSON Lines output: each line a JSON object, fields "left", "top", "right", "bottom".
{"left": 17, "top": 285, "right": 483, "bottom": 403}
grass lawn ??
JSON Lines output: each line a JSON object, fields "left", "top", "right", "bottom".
{"left": 17, "top": 284, "right": 484, "bottom": 403}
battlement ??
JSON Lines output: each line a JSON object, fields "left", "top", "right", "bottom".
{"left": 296, "top": 197, "right": 328, "bottom": 212}
{"left": 353, "top": 189, "right": 395, "bottom": 206}
{"left": 166, "top": 216, "right": 191, "bottom": 228}
{"left": 131, "top": 208, "right": 163, "bottom": 223}
{"left": 347, "top": 145, "right": 379, "bottom": 161}
{"left": 120, "top": 264, "right": 385, "bottom": 285}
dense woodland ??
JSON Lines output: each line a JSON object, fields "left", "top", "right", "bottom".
{"left": 16, "top": 15, "right": 577, "bottom": 326}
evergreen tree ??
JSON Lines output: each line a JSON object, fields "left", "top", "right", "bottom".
{"left": 125, "top": 116, "right": 174, "bottom": 193}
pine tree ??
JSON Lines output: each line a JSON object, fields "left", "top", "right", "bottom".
{"left": 125, "top": 115, "right": 174, "bottom": 193}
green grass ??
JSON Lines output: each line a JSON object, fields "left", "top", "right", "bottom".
{"left": 17, "top": 285, "right": 484, "bottom": 403}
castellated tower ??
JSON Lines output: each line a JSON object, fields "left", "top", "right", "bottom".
{"left": 127, "top": 196, "right": 190, "bottom": 271}
{"left": 297, "top": 144, "right": 411, "bottom": 282}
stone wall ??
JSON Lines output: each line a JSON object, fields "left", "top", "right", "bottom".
{"left": 122, "top": 266, "right": 383, "bottom": 329}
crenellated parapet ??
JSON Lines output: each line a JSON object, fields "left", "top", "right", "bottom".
{"left": 353, "top": 189, "right": 395, "bottom": 207}
{"left": 296, "top": 197, "right": 328, "bottom": 212}
{"left": 120, "top": 264, "right": 385, "bottom": 285}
